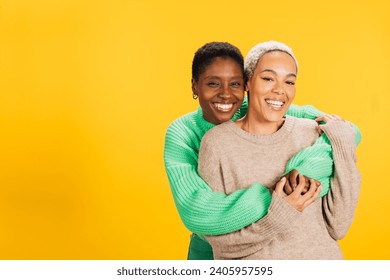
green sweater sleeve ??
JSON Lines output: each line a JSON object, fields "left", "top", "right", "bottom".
{"left": 164, "top": 117, "right": 272, "bottom": 235}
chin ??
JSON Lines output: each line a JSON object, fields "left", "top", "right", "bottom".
{"left": 215, "top": 117, "right": 230, "bottom": 124}
{"left": 213, "top": 115, "right": 232, "bottom": 124}
{"left": 266, "top": 112, "right": 285, "bottom": 122}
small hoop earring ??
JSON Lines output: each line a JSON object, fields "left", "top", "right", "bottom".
{"left": 193, "top": 93, "right": 198, "bottom": 100}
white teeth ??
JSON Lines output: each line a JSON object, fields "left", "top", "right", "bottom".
{"left": 266, "top": 99, "right": 284, "bottom": 106}
{"left": 214, "top": 103, "right": 233, "bottom": 111}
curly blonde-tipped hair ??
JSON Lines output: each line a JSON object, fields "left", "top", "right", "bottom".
{"left": 244, "top": 40, "right": 298, "bottom": 80}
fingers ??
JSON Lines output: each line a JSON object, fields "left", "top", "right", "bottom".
{"left": 301, "top": 177, "right": 320, "bottom": 195}
{"left": 288, "top": 173, "right": 320, "bottom": 195}
{"left": 282, "top": 172, "right": 322, "bottom": 212}
{"left": 284, "top": 170, "right": 298, "bottom": 195}
{"left": 300, "top": 176, "right": 310, "bottom": 195}
{"left": 316, "top": 114, "right": 344, "bottom": 135}
{"left": 291, "top": 174, "right": 306, "bottom": 197}
{"left": 315, "top": 115, "right": 326, "bottom": 123}
{"left": 284, "top": 177, "right": 293, "bottom": 195}
{"left": 317, "top": 125, "right": 324, "bottom": 135}
{"left": 275, "top": 177, "right": 287, "bottom": 197}
{"left": 286, "top": 177, "right": 321, "bottom": 211}
{"left": 303, "top": 182, "right": 322, "bottom": 208}
{"left": 302, "top": 179, "right": 318, "bottom": 199}
{"left": 315, "top": 114, "right": 344, "bottom": 124}
{"left": 289, "top": 170, "right": 299, "bottom": 189}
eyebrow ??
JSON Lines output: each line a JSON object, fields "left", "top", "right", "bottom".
{"left": 260, "top": 69, "right": 297, "bottom": 78}
{"left": 204, "top": 75, "right": 244, "bottom": 79}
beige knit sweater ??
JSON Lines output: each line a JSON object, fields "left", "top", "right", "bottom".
{"left": 198, "top": 116, "right": 361, "bottom": 260}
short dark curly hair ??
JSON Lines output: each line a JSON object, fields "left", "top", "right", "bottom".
{"left": 192, "top": 42, "right": 245, "bottom": 82}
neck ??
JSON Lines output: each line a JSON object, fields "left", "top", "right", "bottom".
{"left": 238, "top": 112, "right": 284, "bottom": 136}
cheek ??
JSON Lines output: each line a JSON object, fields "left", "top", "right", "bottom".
{"left": 253, "top": 84, "right": 269, "bottom": 98}
{"left": 287, "top": 89, "right": 296, "bottom": 100}
{"left": 198, "top": 96, "right": 210, "bottom": 110}
{"left": 233, "top": 89, "right": 245, "bottom": 99}
{"left": 198, "top": 87, "right": 213, "bottom": 101}
{"left": 256, "top": 80, "right": 271, "bottom": 91}
{"left": 247, "top": 79, "right": 256, "bottom": 93}
{"left": 249, "top": 79, "right": 271, "bottom": 98}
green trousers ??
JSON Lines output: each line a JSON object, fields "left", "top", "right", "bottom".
{"left": 187, "top": 233, "right": 214, "bottom": 260}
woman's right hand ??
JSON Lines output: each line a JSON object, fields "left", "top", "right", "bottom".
{"left": 274, "top": 175, "right": 321, "bottom": 212}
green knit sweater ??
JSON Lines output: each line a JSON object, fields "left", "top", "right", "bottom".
{"left": 164, "top": 98, "right": 361, "bottom": 236}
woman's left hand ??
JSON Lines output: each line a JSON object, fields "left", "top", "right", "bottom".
{"left": 315, "top": 114, "right": 344, "bottom": 134}
{"left": 284, "top": 169, "right": 321, "bottom": 195}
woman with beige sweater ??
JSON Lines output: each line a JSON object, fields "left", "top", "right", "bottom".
{"left": 198, "top": 41, "right": 361, "bottom": 259}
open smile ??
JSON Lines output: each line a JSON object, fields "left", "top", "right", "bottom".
{"left": 265, "top": 99, "right": 285, "bottom": 110}
{"left": 212, "top": 102, "right": 236, "bottom": 112}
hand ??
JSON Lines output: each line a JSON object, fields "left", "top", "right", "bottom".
{"left": 315, "top": 114, "right": 344, "bottom": 134}
{"left": 274, "top": 175, "right": 321, "bottom": 212}
{"left": 284, "top": 170, "right": 321, "bottom": 195}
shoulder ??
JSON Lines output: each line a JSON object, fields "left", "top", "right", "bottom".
{"left": 202, "top": 121, "right": 234, "bottom": 143}
{"left": 165, "top": 111, "right": 198, "bottom": 138}
{"left": 164, "top": 111, "right": 201, "bottom": 159}
{"left": 164, "top": 111, "right": 201, "bottom": 165}
{"left": 288, "top": 116, "right": 319, "bottom": 139}
{"left": 200, "top": 122, "right": 236, "bottom": 157}
{"left": 289, "top": 116, "right": 318, "bottom": 131}
{"left": 166, "top": 110, "right": 197, "bottom": 131}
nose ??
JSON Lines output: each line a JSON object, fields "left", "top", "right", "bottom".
{"left": 219, "top": 84, "right": 231, "bottom": 99}
{"left": 272, "top": 81, "right": 285, "bottom": 95}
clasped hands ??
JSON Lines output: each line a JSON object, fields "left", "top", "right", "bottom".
{"left": 273, "top": 114, "right": 345, "bottom": 212}
{"left": 274, "top": 170, "right": 321, "bottom": 212}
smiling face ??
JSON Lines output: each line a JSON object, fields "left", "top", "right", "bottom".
{"left": 192, "top": 57, "right": 245, "bottom": 125}
{"left": 246, "top": 51, "right": 297, "bottom": 124}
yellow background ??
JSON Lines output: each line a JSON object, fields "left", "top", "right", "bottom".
{"left": 0, "top": 0, "right": 389, "bottom": 259}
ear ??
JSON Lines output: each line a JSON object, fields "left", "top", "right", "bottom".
{"left": 191, "top": 78, "right": 197, "bottom": 94}
{"left": 245, "top": 80, "right": 251, "bottom": 100}
{"left": 245, "top": 81, "right": 250, "bottom": 92}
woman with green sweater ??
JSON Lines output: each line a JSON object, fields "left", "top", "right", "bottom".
{"left": 163, "top": 42, "right": 361, "bottom": 260}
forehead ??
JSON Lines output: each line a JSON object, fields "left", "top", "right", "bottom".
{"left": 201, "top": 57, "right": 243, "bottom": 76}
{"left": 256, "top": 51, "right": 297, "bottom": 73}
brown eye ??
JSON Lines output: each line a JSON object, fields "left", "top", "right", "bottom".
{"left": 230, "top": 82, "right": 241, "bottom": 88}
{"left": 207, "top": 82, "right": 220, "bottom": 87}
{"left": 286, "top": 81, "right": 295, "bottom": 85}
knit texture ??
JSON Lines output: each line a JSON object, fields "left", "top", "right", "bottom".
{"left": 199, "top": 117, "right": 361, "bottom": 259}
{"left": 284, "top": 105, "right": 361, "bottom": 197}
{"left": 164, "top": 98, "right": 360, "bottom": 236}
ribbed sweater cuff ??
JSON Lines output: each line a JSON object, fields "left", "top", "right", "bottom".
{"left": 268, "top": 192, "right": 301, "bottom": 231}
{"left": 320, "top": 122, "right": 357, "bottom": 161}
